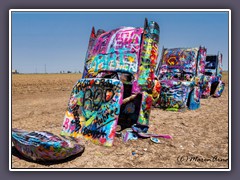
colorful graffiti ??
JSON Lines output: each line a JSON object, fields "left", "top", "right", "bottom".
{"left": 154, "top": 47, "right": 207, "bottom": 111}
{"left": 61, "top": 78, "right": 124, "bottom": 147}
{"left": 138, "top": 20, "right": 160, "bottom": 91}
{"left": 201, "top": 52, "right": 225, "bottom": 98}
{"left": 212, "top": 80, "right": 225, "bottom": 97}
{"left": 154, "top": 80, "right": 192, "bottom": 110}
{"left": 61, "top": 18, "right": 162, "bottom": 146}
{"left": 83, "top": 27, "right": 143, "bottom": 81}
{"left": 138, "top": 91, "right": 153, "bottom": 125}
{"left": 12, "top": 17, "right": 226, "bottom": 156}
{"left": 12, "top": 128, "right": 84, "bottom": 161}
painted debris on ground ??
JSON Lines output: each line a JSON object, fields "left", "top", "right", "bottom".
{"left": 12, "top": 128, "right": 84, "bottom": 161}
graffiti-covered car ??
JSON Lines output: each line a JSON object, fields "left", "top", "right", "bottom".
{"left": 61, "top": 19, "right": 160, "bottom": 146}
{"left": 201, "top": 52, "right": 225, "bottom": 98}
{"left": 154, "top": 47, "right": 207, "bottom": 111}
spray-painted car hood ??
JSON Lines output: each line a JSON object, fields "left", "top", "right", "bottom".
{"left": 61, "top": 78, "right": 124, "bottom": 147}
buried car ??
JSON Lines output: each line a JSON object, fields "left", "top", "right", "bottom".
{"left": 201, "top": 52, "right": 225, "bottom": 98}
{"left": 61, "top": 19, "right": 161, "bottom": 146}
{"left": 154, "top": 46, "right": 207, "bottom": 111}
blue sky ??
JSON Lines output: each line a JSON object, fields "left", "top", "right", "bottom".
{"left": 11, "top": 11, "right": 229, "bottom": 73}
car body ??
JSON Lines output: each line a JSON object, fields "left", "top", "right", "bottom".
{"left": 61, "top": 19, "right": 160, "bottom": 146}
{"left": 201, "top": 52, "right": 225, "bottom": 98}
{"left": 154, "top": 46, "right": 207, "bottom": 111}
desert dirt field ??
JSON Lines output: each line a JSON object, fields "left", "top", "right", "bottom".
{"left": 11, "top": 72, "right": 229, "bottom": 169}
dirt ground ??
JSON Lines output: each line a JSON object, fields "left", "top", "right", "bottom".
{"left": 11, "top": 72, "right": 229, "bottom": 169}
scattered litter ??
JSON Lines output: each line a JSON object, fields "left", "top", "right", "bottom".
{"left": 122, "top": 129, "right": 138, "bottom": 142}
{"left": 150, "top": 137, "right": 161, "bottom": 144}
{"left": 143, "top": 148, "right": 147, "bottom": 151}
{"left": 138, "top": 132, "right": 172, "bottom": 139}
{"left": 131, "top": 124, "right": 172, "bottom": 139}
{"left": 132, "top": 124, "right": 149, "bottom": 134}
{"left": 132, "top": 151, "right": 136, "bottom": 155}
